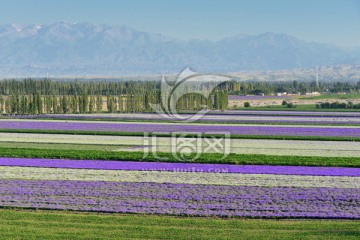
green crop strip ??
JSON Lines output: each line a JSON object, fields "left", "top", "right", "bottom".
{"left": 0, "top": 147, "right": 360, "bottom": 167}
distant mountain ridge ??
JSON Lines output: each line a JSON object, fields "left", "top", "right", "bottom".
{"left": 0, "top": 22, "right": 359, "bottom": 77}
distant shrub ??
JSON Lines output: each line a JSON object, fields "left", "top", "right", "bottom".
{"left": 287, "top": 103, "right": 296, "bottom": 108}
{"left": 317, "top": 101, "right": 355, "bottom": 109}
{"left": 244, "top": 102, "right": 251, "bottom": 108}
{"left": 282, "top": 100, "right": 288, "bottom": 105}
{"left": 354, "top": 103, "right": 360, "bottom": 109}
{"left": 339, "top": 103, "right": 347, "bottom": 109}
{"left": 330, "top": 102, "right": 339, "bottom": 108}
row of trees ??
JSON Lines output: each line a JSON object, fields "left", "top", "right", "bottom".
{"left": 0, "top": 78, "right": 233, "bottom": 95}
{"left": 229, "top": 80, "right": 360, "bottom": 95}
{"left": 0, "top": 79, "right": 229, "bottom": 114}
{"left": 0, "top": 91, "right": 229, "bottom": 114}
{"left": 316, "top": 101, "right": 360, "bottom": 109}
{"left": 1, "top": 78, "right": 360, "bottom": 97}
{"left": 0, "top": 94, "right": 102, "bottom": 114}
{"left": 0, "top": 79, "right": 159, "bottom": 96}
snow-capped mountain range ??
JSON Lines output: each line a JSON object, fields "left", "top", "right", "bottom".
{"left": 0, "top": 21, "right": 359, "bottom": 77}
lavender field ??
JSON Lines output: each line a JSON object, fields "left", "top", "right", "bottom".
{"left": 1, "top": 180, "right": 358, "bottom": 218}
{"left": 0, "top": 158, "right": 359, "bottom": 218}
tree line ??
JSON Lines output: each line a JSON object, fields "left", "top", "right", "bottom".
{"left": 1, "top": 78, "right": 360, "bottom": 96}
{"left": 229, "top": 80, "right": 360, "bottom": 95}
{"left": 0, "top": 79, "right": 229, "bottom": 114}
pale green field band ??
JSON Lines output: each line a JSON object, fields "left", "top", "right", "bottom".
{"left": 0, "top": 166, "right": 359, "bottom": 188}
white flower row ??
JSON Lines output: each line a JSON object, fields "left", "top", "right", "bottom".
{"left": 0, "top": 166, "right": 359, "bottom": 188}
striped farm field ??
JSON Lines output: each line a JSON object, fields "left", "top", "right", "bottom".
{"left": 1, "top": 112, "right": 360, "bottom": 238}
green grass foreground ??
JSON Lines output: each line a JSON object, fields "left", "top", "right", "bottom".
{"left": 0, "top": 209, "right": 359, "bottom": 240}
{"left": 1, "top": 128, "right": 359, "bottom": 142}
{"left": 1, "top": 147, "right": 360, "bottom": 167}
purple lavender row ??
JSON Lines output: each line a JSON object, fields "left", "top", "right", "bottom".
{"left": 1, "top": 180, "right": 359, "bottom": 218}
{"left": 14, "top": 114, "right": 360, "bottom": 125}
{"left": 1, "top": 157, "right": 359, "bottom": 176}
{"left": 15, "top": 112, "right": 360, "bottom": 119}
{"left": 203, "top": 119, "right": 360, "bottom": 125}
{"left": 221, "top": 110, "right": 360, "bottom": 117}
{"left": 1, "top": 120, "right": 360, "bottom": 137}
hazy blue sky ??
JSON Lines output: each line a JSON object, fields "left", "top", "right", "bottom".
{"left": 0, "top": 0, "right": 359, "bottom": 46}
